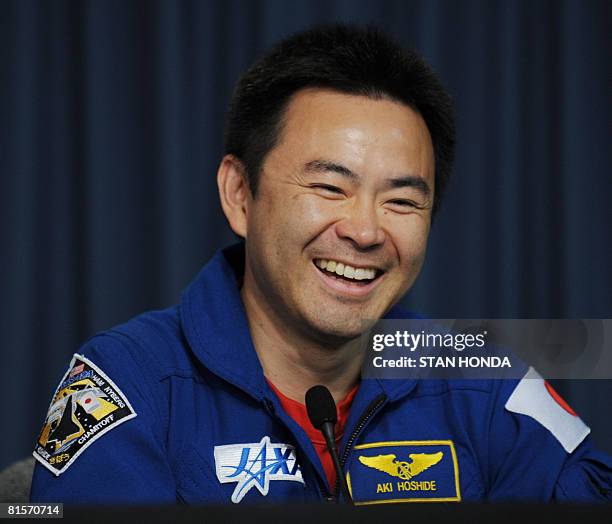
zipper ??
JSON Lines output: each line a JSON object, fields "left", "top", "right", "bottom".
{"left": 333, "top": 393, "right": 387, "bottom": 498}
{"left": 263, "top": 397, "right": 335, "bottom": 502}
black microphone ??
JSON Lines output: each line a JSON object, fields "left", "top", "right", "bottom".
{"left": 305, "top": 385, "right": 353, "bottom": 503}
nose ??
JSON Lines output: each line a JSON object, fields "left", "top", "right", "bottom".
{"left": 334, "top": 197, "right": 386, "bottom": 249}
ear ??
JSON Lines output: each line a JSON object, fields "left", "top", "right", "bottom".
{"left": 217, "top": 154, "right": 250, "bottom": 238}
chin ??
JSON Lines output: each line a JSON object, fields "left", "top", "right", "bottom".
{"left": 305, "top": 314, "right": 374, "bottom": 345}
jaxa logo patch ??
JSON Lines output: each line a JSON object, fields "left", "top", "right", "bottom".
{"left": 347, "top": 441, "right": 461, "bottom": 504}
{"left": 214, "top": 436, "right": 304, "bottom": 503}
{"left": 33, "top": 354, "right": 136, "bottom": 476}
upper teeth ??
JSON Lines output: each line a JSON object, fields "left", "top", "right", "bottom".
{"left": 314, "top": 259, "right": 377, "bottom": 280}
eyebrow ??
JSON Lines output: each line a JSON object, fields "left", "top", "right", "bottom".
{"left": 304, "top": 159, "right": 431, "bottom": 199}
{"left": 305, "top": 159, "right": 357, "bottom": 179}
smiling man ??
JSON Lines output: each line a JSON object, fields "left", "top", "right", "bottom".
{"left": 221, "top": 88, "right": 435, "bottom": 404}
{"left": 31, "top": 25, "right": 611, "bottom": 504}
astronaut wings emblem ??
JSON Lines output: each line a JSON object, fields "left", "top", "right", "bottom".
{"left": 214, "top": 436, "right": 304, "bottom": 503}
{"left": 359, "top": 452, "right": 443, "bottom": 480}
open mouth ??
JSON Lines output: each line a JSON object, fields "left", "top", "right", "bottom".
{"left": 313, "top": 258, "right": 383, "bottom": 286}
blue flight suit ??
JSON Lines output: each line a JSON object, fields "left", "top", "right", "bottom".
{"left": 31, "top": 244, "right": 612, "bottom": 504}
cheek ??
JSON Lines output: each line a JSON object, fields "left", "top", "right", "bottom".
{"left": 288, "top": 194, "right": 339, "bottom": 234}
{"left": 248, "top": 193, "right": 335, "bottom": 266}
{"left": 390, "top": 220, "right": 430, "bottom": 268}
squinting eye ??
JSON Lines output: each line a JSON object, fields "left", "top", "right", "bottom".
{"left": 388, "top": 199, "right": 417, "bottom": 208}
{"left": 385, "top": 199, "right": 429, "bottom": 213}
{"left": 311, "top": 184, "right": 344, "bottom": 195}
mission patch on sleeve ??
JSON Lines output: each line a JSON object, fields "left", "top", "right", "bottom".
{"left": 33, "top": 353, "right": 137, "bottom": 476}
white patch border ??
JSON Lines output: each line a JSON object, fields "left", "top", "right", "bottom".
{"left": 33, "top": 353, "right": 137, "bottom": 476}
{"left": 504, "top": 367, "right": 590, "bottom": 453}
{"left": 214, "top": 436, "right": 304, "bottom": 503}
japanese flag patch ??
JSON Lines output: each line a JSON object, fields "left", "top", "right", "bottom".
{"left": 505, "top": 367, "right": 590, "bottom": 453}
{"left": 33, "top": 354, "right": 137, "bottom": 476}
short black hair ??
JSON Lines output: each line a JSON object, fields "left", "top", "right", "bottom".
{"left": 224, "top": 24, "right": 455, "bottom": 215}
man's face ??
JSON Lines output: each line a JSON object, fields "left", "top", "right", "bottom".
{"left": 242, "top": 88, "right": 435, "bottom": 343}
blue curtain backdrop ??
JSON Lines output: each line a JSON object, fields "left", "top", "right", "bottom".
{"left": 1, "top": 0, "right": 610, "bottom": 470}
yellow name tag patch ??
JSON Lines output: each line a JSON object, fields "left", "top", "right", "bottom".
{"left": 346, "top": 440, "right": 461, "bottom": 504}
